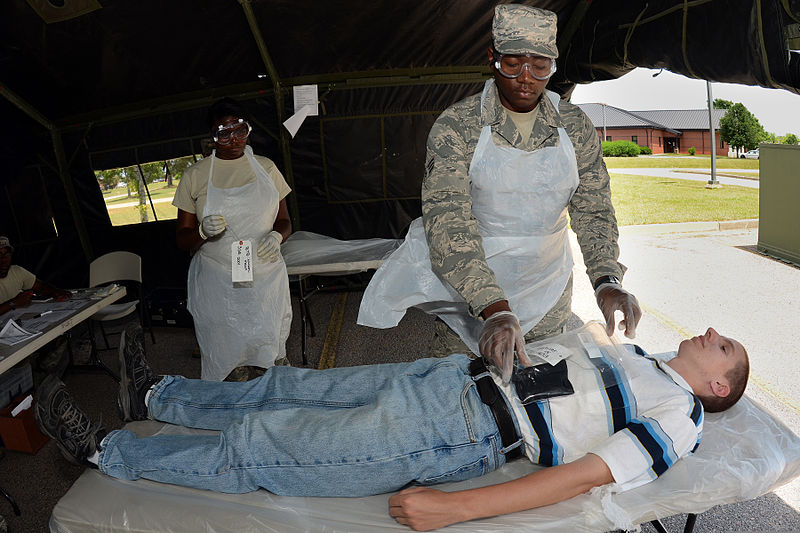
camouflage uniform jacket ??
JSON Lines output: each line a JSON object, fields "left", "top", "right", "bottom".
{"left": 421, "top": 82, "right": 625, "bottom": 318}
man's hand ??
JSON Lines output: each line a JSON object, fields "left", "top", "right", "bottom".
{"left": 478, "top": 310, "right": 530, "bottom": 384}
{"left": 200, "top": 214, "right": 226, "bottom": 239}
{"left": 388, "top": 487, "right": 464, "bottom": 531}
{"left": 595, "top": 284, "right": 642, "bottom": 338}
{"left": 52, "top": 289, "right": 72, "bottom": 302}
{"left": 13, "top": 291, "right": 33, "bottom": 309}
{"left": 257, "top": 231, "right": 283, "bottom": 262}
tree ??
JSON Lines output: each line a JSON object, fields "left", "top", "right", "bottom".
{"left": 713, "top": 98, "right": 734, "bottom": 109}
{"left": 784, "top": 133, "right": 798, "bottom": 145}
{"left": 95, "top": 169, "right": 120, "bottom": 190}
{"left": 719, "top": 102, "right": 766, "bottom": 155}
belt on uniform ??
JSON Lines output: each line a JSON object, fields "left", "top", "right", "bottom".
{"left": 469, "top": 358, "right": 522, "bottom": 461}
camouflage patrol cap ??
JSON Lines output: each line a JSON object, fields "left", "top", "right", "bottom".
{"left": 0, "top": 236, "right": 12, "bottom": 252}
{"left": 492, "top": 4, "right": 558, "bottom": 58}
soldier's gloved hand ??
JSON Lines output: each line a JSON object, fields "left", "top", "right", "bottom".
{"left": 595, "top": 283, "right": 642, "bottom": 338}
{"left": 478, "top": 311, "right": 529, "bottom": 385}
{"left": 199, "top": 215, "right": 226, "bottom": 239}
{"left": 257, "top": 231, "right": 283, "bottom": 262}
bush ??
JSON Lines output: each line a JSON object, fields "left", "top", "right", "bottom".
{"left": 638, "top": 145, "right": 652, "bottom": 155}
{"left": 688, "top": 146, "right": 696, "bottom": 155}
{"left": 601, "top": 140, "right": 641, "bottom": 157}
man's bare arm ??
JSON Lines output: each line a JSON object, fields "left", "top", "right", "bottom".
{"left": 388, "top": 453, "right": 613, "bottom": 531}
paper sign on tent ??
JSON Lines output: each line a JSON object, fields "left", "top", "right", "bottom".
{"left": 283, "top": 105, "right": 313, "bottom": 138}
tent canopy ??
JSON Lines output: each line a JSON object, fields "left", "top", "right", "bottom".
{"left": 2, "top": 0, "right": 798, "bottom": 288}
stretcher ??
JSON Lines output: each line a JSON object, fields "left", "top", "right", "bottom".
{"left": 49, "top": 394, "right": 800, "bottom": 532}
{"left": 281, "top": 231, "right": 402, "bottom": 364}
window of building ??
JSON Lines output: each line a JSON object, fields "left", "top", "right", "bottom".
{"left": 658, "top": 137, "right": 662, "bottom": 147}
{"left": 631, "top": 135, "right": 638, "bottom": 144}
{"left": 605, "top": 136, "right": 612, "bottom": 142}
{"left": 94, "top": 155, "right": 199, "bottom": 226}
{"left": 720, "top": 137, "right": 725, "bottom": 149}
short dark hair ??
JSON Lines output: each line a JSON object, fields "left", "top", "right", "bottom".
{"left": 697, "top": 348, "right": 750, "bottom": 413}
{"left": 207, "top": 97, "right": 250, "bottom": 131}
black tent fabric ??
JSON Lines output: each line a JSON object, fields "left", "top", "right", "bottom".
{"left": 1, "top": 0, "right": 799, "bottom": 288}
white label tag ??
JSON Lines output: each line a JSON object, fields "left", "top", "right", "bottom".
{"left": 231, "top": 240, "right": 253, "bottom": 282}
{"left": 579, "top": 333, "right": 604, "bottom": 359}
{"left": 528, "top": 343, "right": 571, "bottom": 366}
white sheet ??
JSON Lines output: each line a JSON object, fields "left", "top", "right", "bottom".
{"left": 49, "top": 394, "right": 800, "bottom": 532}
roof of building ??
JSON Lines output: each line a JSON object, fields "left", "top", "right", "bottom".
{"left": 630, "top": 109, "right": 727, "bottom": 130}
{"left": 576, "top": 103, "right": 728, "bottom": 133}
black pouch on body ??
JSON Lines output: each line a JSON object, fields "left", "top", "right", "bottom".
{"left": 511, "top": 359, "right": 574, "bottom": 405}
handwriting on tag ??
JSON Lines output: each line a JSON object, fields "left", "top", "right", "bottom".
{"left": 528, "top": 343, "right": 571, "bottom": 366}
{"left": 231, "top": 240, "right": 253, "bottom": 282}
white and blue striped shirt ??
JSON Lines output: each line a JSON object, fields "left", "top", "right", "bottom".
{"left": 496, "top": 343, "right": 703, "bottom": 493}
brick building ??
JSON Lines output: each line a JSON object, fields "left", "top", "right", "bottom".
{"left": 577, "top": 103, "right": 729, "bottom": 155}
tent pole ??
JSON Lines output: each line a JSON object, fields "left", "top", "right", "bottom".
{"left": 239, "top": 0, "right": 301, "bottom": 230}
{"left": 0, "top": 82, "right": 93, "bottom": 262}
{"left": 51, "top": 128, "right": 94, "bottom": 261}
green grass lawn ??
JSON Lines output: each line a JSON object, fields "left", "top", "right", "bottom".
{"left": 610, "top": 173, "right": 759, "bottom": 226}
{"left": 109, "top": 202, "right": 178, "bottom": 225}
{"left": 103, "top": 181, "right": 177, "bottom": 205}
{"left": 104, "top": 172, "right": 758, "bottom": 228}
{"left": 605, "top": 156, "right": 759, "bottom": 170}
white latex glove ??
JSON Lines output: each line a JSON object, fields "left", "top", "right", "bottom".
{"left": 595, "top": 283, "right": 642, "bottom": 338}
{"left": 199, "top": 215, "right": 226, "bottom": 239}
{"left": 257, "top": 230, "right": 283, "bottom": 262}
{"left": 478, "top": 311, "right": 529, "bottom": 385}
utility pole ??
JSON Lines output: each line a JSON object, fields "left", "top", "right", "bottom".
{"left": 706, "top": 81, "right": 720, "bottom": 188}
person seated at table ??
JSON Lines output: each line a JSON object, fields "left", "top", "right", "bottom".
{"left": 0, "top": 235, "right": 72, "bottom": 316}
{"left": 35, "top": 323, "right": 748, "bottom": 531}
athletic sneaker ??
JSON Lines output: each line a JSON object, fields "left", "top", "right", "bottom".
{"left": 33, "top": 374, "right": 105, "bottom": 465}
{"left": 117, "top": 323, "right": 158, "bottom": 422}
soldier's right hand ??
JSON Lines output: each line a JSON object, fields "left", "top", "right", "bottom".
{"left": 478, "top": 311, "right": 528, "bottom": 385}
{"left": 200, "top": 214, "right": 227, "bottom": 239}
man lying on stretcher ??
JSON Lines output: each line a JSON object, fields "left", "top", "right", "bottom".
{"left": 35, "top": 321, "right": 748, "bottom": 531}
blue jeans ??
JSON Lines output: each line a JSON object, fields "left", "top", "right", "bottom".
{"left": 98, "top": 355, "right": 509, "bottom": 496}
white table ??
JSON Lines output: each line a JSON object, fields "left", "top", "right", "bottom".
{"left": 287, "top": 260, "right": 385, "bottom": 366}
{"left": 281, "top": 231, "right": 401, "bottom": 366}
{"left": 0, "top": 288, "right": 126, "bottom": 375}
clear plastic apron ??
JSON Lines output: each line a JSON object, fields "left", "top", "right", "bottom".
{"left": 358, "top": 83, "right": 578, "bottom": 355}
{"left": 187, "top": 146, "right": 292, "bottom": 380}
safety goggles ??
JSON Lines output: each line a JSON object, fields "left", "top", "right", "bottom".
{"left": 492, "top": 51, "right": 557, "bottom": 81}
{"left": 213, "top": 118, "right": 252, "bottom": 145}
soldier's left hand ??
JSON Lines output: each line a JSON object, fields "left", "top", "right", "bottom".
{"left": 257, "top": 231, "right": 283, "bottom": 262}
{"left": 595, "top": 284, "right": 642, "bottom": 338}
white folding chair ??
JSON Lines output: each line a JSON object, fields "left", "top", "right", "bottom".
{"left": 72, "top": 251, "right": 154, "bottom": 380}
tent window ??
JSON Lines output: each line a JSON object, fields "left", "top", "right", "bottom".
{"left": 94, "top": 155, "right": 197, "bottom": 226}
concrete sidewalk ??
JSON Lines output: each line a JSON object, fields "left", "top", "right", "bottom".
{"left": 568, "top": 221, "right": 800, "bottom": 531}
{"left": 608, "top": 168, "right": 760, "bottom": 188}
{"left": 292, "top": 219, "right": 800, "bottom": 532}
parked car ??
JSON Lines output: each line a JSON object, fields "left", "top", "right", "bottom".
{"left": 741, "top": 149, "right": 759, "bottom": 159}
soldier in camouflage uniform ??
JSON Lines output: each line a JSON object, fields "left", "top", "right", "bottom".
{"left": 423, "top": 4, "right": 640, "bottom": 362}
{"left": 358, "top": 5, "right": 640, "bottom": 375}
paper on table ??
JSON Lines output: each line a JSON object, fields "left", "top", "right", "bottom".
{"left": 0, "top": 319, "right": 41, "bottom": 346}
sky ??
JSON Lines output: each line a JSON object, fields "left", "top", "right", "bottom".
{"left": 570, "top": 68, "right": 800, "bottom": 137}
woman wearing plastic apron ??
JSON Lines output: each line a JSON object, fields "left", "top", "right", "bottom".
{"left": 173, "top": 98, "right": 292, "bottom": 381}
{"left": 358, "top": 87, "right": 577, "bottom": 360}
